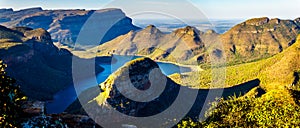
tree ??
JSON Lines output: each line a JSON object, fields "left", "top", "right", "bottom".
{"left": 0, "top": 61, "right": 27, "bottom": 127}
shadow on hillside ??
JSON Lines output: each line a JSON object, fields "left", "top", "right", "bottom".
{"left": 65, "top": 77, "right": 261, "bottom": 126}
{"left": 187, "top": 79, "right": 261, "bottom": 120}
{"left": 291, "top": 89, "right": 300, "bottom": 106}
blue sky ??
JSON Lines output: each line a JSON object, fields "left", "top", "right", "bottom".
{"left": 0, "top": 0, "right": 299, "bottom": 19}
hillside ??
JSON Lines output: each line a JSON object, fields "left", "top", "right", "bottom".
{"left": 0, "top": 25, "right": 104, "bottom": 100}
{"left": 171, "top": 34, "right": 300, "bottom": 91}
{"left": 222, "top": 17, "right": 300, "bottom": 63}
{"left": 91, "top": 17, "right": 299, "bottom": 65}
{"left": 0, "top": 7, "right": 140, "bottom": 46}
{"left": 93, "top": 25, "right": 212, "bottom": 64}
{"left": 177, "top": 34, "right": 300, "bottom": 126}
{"left": 66, "top": 57, "right": 258, "bottom": 127}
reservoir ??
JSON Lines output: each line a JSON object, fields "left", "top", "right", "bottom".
{"left": 46, "top": 56, "right": 192, "bottom": 114}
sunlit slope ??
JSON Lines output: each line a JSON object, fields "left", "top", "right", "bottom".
{"left": 172, "top": 34, "right": 300, "bottom": 91}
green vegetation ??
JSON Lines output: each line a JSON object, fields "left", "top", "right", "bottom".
{"left": 175, "top": 35, "right": 300, "bottom": 127}
{"left": 178, "top": 89, "right": 300, "bottom": 127}
{"left": 172, "top": 35, "right": 300, "bottom": 91}
{"left": 204, "top": 90, "right": 300, "bottom": 127}
{"left": 0, "top": 61, "right": 27, "bottom": 127}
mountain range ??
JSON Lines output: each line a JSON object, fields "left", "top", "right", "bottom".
{"left": 0, "top": 7, "right": 140, "bottom": 46}
{"left": 93, "top": 17, "right": 300, "bottom": 64}
{"left": 2, "top": 8, "right": 299, "bottom": 65}
{"left": 1, "top": 7, "right": 300, "bottom": 127}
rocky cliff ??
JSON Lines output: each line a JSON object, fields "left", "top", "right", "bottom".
{"left": 0, "top": 25, "right": 104, "bottom": 100}
{"left": 0, "top": 8, "right": 140, "bottom": 46}
{"left": 221, "top": 17, "right": 300, "bottom": 62}
{"left": 95, "top": 17, "right": 300, "bottom": 64}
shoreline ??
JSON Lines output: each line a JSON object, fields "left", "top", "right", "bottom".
{"left": 153, "top": 59, "right": 203, "bottom": 72}
{"left": 70, "top": 50, "right": 203, "bottom": 72}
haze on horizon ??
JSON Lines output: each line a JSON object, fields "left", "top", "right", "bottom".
{"left": 0, "top": 0, "right": 299, "bottom": 20}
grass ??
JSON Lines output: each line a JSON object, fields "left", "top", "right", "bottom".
{"left": 178, "top": 89, "right": 300, "bottom": 127}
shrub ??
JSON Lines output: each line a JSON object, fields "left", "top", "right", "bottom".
{"left": 177, "top": 89, "right": 300, "bottom": 127}
{"left": 0, "top": 61, "right": 27, "bottom": 127}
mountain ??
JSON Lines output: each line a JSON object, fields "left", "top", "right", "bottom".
{"left": 0, "top": 7, "right": 140, "bottom": 46}
{"left": 94, "top": 25, "right": 207, "bottom": 64}
{"left": 221, "top": 17, "right": 300, "bottom": 62}
{"left": 0, "top": 25, "right": 104, "bottom": 100}
{"left": 93, "top": 17, "right": 300, "bottom": 65}
{"left": 174, "top": 34, "right": 300, "bottom": 91}
{"left": 66, "top": 57, "right": 258, "bottom": 127}
{"left": 178, "top": 34, "right": 300, "bottom": 127}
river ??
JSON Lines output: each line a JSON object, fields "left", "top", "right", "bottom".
{"left": 46, "top": 56, "right": 192, "bottom": 114}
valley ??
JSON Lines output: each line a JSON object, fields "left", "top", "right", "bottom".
{"left": 0, "top": 7, "right": 300, "bottom": 128}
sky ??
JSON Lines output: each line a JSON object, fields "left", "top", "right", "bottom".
{"left": 0, "top": 0, "right": 299, "bottom": 20}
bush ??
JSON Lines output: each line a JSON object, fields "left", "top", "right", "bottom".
{"left": 177, "top": 90, "right": 300, "bottom": 127}
{"left": 0, "top": 61, "right": 27, "bottom": 127}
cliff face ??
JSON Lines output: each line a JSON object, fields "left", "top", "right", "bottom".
{"left": 221, "top": 17, "right": 300, "bottom": 62}
{"left": 0, "top": 8, "right": 140, "bottom": 46}
{"left": 0, "top": 25, "right": 104, "bottom": 100}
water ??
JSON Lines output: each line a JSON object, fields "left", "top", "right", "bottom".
{"left": 46, "top": 56, "right": 192, "bottom": 114}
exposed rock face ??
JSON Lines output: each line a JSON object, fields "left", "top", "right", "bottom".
{"left": 172, "top": 26, "right": 202, "bottom": 45}
{"left": 0, "top": 25, "right": 104, "bottom": 100}
{"left": 221, "top": 17, "right": 300, "bottom": 62}
{"left": 0, "top": 8, "right": 140, "bottom": 46}
{"left": 245, "top": 17, "right": 269, "bottom": 26}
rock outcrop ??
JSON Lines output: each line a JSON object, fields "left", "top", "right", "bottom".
{"left": 0, "top": 8, "right": 140, "bottom": 46}
{"left": 221, "top": 17, "right": 300, "bottom": 62}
